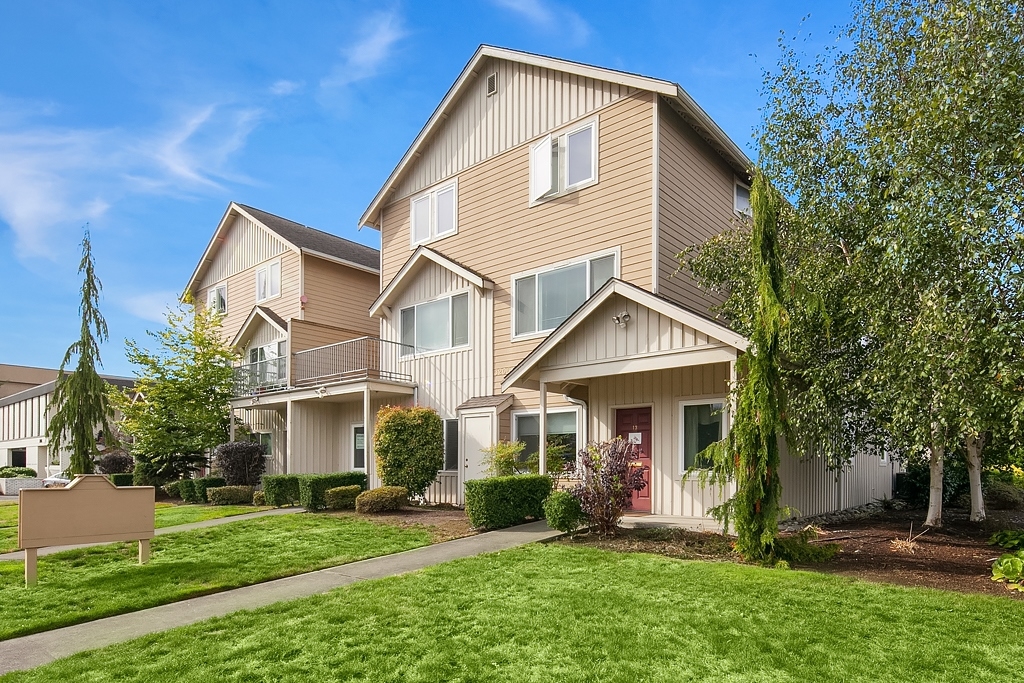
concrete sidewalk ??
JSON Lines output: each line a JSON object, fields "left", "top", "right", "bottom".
{"left": 0, "top": 520, "right": 560, "bottom": 675}
{"left": 0, "top": 507, "right": 305, "bottom": 561}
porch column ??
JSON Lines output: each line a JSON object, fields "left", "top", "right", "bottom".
{"left": 229, "top": 411, "right": 236, "bottom": 441}
{"left": 538, "top": 382, "right": 547, "bottom": 475}
{"left": 363, "top": 387, "right": 372, "bottom": 486}
{"left": 285, "top": 400, "right": 294, "bottom": 475}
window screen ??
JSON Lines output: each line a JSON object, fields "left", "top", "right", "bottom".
{"left": 451, "top": 293, "right": 469, "bottom": 347}
{"left": 515, "top": 275, "right": 537, "bottom": 335}
{"left": 566, "top": 125, "right": 594, "bottom": 187}
{"left": 412, "top": 195, "right": 431, "bottom": 243}
{"left": 436, "top": 187, "right": 456, "bottom": 235}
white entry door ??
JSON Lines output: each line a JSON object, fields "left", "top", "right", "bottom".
{"left": 461, "top": 413, "right": 492, "bottom": 483}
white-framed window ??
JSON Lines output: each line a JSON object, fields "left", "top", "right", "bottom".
{"left": 513, "top": 409, "right": 579, "bottom": 464}
{"left": 399, "top": 292, "right": 470, "bottom": 356}
{"left": 207, "top": 283, "right": 227, "bottom": 314}
{"left": 250, "top": 432, "right": 273, "bottom": 457}
{"left": 513, "top": 249, "right": 618, "bottom": 338}
{"left": 679, "top": 399, "right": 727, "bottom": 473}
{"left": 256, "top": 259, "right": 281, "bottom": 302}
{"left": 249, "top": 340, "right": 287, "bottom": 385}
{"left": 410, "top": 180, "right": 458, "bottom": 246}
{"left": 443, "top": 419, "right": 459, "bottom": 471}
{"left": 352, "top": 424, "right": 366, "bottom": 471}
{"left": 734, "top": 182, "right": 752, "bottom": 217}
{"left": 530, "top": 118, "right": 598, "bottom": 203}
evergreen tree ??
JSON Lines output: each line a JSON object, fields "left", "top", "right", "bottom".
{"left": 47, "top": 229, "right": 117, "bottom": 475}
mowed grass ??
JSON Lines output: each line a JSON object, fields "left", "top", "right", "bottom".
{"left": 5, "top": 544, "right": 1022, "bottom": 683}
{"left": 0, "top": 514, "right": 430, "bottom": 640}
{"left": 0, "top": 501, "right": 269, "bottom": 554}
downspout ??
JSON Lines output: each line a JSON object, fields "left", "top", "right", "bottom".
{"left": 565, "top": 395, "right": 588, "bottom": 448}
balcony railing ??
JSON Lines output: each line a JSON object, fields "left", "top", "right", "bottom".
{"left": 233, "top": 357, "right": 288, "bottom": 396}
{"left": 293, "top": 337, "right": 413, "bottom": 386}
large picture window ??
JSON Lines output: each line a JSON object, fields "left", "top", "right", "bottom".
{"left": 399, "top": 292, "right": 470, "bottom": 356}
{"left": 530, "top": 119, "right": 598, "bottom": 202}
{"left": 514, "top": 411, "right": 578, "bottom": 465}
{"left": 680, "top": 401, "right": 725, "bottom": 472}
{"left": 410, "top": 181, "right": 458, "bottom": 245}
{"left": 514, "top": 252, "right": 616, "bottom": 336}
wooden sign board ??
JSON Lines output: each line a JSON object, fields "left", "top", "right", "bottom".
{"left": 18, "top": 474, "right": 155, "bottom": 586}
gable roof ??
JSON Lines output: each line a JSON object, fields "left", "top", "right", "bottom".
{"left": 502, "top": 279, "right": 747, "bottom": 392}
{"left": 230, "top": 305, "right": 289, "bottom": 351}
{"left": 370, "top": 246, "right": 493, "bottom": 317}
{"left": 0, "top": 375, "right": 134, "bottom": 409}
{"left": 358, "top": 44, "right": 752, "bottom": 229}
{"left": 185, "top": 202, "right": 380, "bottom": 296}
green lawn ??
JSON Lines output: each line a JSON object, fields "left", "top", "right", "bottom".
{"left": 0, "top": 514, "right": 430, "bottom": 640}
{"left": 4, "top": 544, "right": 1021, "bottom": 682}
{"left": 0, "top": 502, "right": 271, "bottom": 554}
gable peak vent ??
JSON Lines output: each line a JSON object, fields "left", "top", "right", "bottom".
{"left": 486, "top": 72, "right": 498, "bottom": 96}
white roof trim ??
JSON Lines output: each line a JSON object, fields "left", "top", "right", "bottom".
{"left": 369, "top": 246, "right": 492, "bottom": 317}
{"left": 184, "top": 202, "right": 300, "bottom": 297}
{"left": 230, "top": 306, "right": 289, "bottom": 351}
{"left": 358, "top": 45, "right": 752, "bottom": 230}
{"left": 501, "top": 279, "right": 748, "bottom": 392}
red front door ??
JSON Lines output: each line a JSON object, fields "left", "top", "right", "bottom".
{"left": 615, "top": 407, "right": 652, "bottom": 512}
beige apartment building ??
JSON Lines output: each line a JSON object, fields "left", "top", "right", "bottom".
{"left": 197, "top": 47, "right": 894, "bottom": 526}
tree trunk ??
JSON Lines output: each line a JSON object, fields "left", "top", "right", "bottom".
{"left": 966, "top": 434, "right": 986, "bottom": 523}
{"left": 924, "top": 437, "right": 944, "bottom": 528}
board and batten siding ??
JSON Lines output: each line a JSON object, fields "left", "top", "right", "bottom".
{"left": 657, "top": 98, "right": 737, "bottom": 315}
{"left": 380, "top": 91, "right": 656, "bottom": 415}
{"left": 380, "top": 259, "right": 492, "bottom": 418}
{"left": 240, "top": 408, "right": 287, "bottom": 475}
{"left": 778, "top": 445, "right": 895, "bottom": 518}
{"left": 301, "top": 255, "right": 379, "bottom": 335}
{"left": 199, "top": 213, "right": 290, "bottom": 288}
{"left": 391, "top": 56, "right": 638, "bottom": 202}
{"left": 0, "top": 392, "right": 50, "bottom": 443}
{"left": 588, "top": 363, "right": 734, "bottom": 522}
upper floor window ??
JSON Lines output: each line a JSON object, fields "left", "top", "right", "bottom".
{"left": 400, "top": 292, "right": 469, "bottom": 356}
{"left": 256, "top": 260, "right": 281, "bottom": 302}
{"left": 411, "top": 181, "right": 458, "bottom": 246}
{"left": 530, "top": 119, "right": 598, "bottom": 203}
{"left": 207, "top": 284, "right": 227, "bottom": 314}
{"left": 513, "top": 251, "right": 617, "bottom": 337}
{"left": 734, "top": 182, "right": 752, "bottom": 217}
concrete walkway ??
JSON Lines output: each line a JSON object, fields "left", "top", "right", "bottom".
{"left": 0, "top": 507, "right": 305, "bottom": 561}
{"left": 0, "top": 520, "right": 560, "bottom": 675}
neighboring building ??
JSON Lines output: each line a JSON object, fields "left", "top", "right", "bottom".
{"left": 0, "top": 364, "right": 58, "bottom": 400}
{"left": 184, "top": 202, "right": 388, "bottom": 475}
{"left": 209, "top": 47, "right": 894, "bottom": 526}
{"left": 0, "top": 374, "right": 134, "bottom": 476}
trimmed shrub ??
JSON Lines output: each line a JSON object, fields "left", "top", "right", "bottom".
{"left": 355, "top": 486, "right": 408, "bottom": 513}
{"left": 179, "top": 478, "right": 199, "bottom": 503}
{"left": 325, "top": 485, "right": 362, "bottom": 510}
{"left": 299, "top": 473, "right": 368, "bottom": 512}
{"left": 543, "top": 490, "right": 587, "bottom": 534}
{"left": 262, "top": 474, "right": 301, "bottom": 507}
{"left": 133, "top": 460, "right": 165, "bottom": 487}
{"left": 0, "top": 467, "right": 37, "bottom": 478}
{"left": 374, "top": 405, "right": 443, "bottom": 497}
{"left": 207, "top": 485, "right": 255, "bottom": 505}
{"left": 252, "top": 490, "right": 266, "bottom": 506}
{"left": 194, "top": 476, "right": 226, "bottom": 503}
{"left": 986, "top": 481, "right": 1024, "bottom": 510}
{"left": 95, "top": 452, "right": 133, "bottom": 475}
{"left": 163, "top": 480, "right": 183, "bottom": 499}
{"left": 212, "top": 441, "right": 267, "bottom": 486}
{"left": 109, "top": 473, "right": 135, "bottom": 487}
{"left": 464, "top": 475, "right": 552, "bottom": 530}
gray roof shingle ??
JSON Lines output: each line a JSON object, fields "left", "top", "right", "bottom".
{"left": 238, "top": 204, "right": 379, "bottom": 271}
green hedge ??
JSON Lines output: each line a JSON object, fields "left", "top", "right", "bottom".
{"left": 207, "top": 486, "right": 255, "bottom": 505}
{"left": 109, "top": 473, "right": 135, "bottom": 487}
{"left": 194, "top": 477, "right": 226, "bottom": 503}
{"left": 163, "top": 480, "right": 183, "bottom": 499}
{"left": 0, "top": 467, "right": 37, "bottom": 478}
{"left": 325, "top": 485, "right": 362, "bottom": 510}
{"left": 261, "top": 475, "right": 301, "bottom": 507}
{"left": 179, "top": 479, "right": 198, "bottom": 503}
{"left": 543, "top": 490, "right": 587, "bottom": 533}
{"left": 355, "top": 486, "right": 408, "bottom": 513}
{"left": 253, "top": 490, "right": 266, "bottom": 506}
{"left": 464, "top": 475, "right": 552, "bottom": 530}
{"left": 299, "top": 473, "right": 368, "bottom": 512}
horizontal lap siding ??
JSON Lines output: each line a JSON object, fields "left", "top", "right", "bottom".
{"left": 381, "top": 92, "right": 654, "bottom": 417}
{"left": 301, "top": 256, "right": 379, "bottom": 335}
{"left": 589, "top": 364, "right": 733, "bottom": 517}
{"left": 657, "top": 99, "right": 736, "bottom": 315}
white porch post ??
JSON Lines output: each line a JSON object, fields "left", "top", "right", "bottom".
{"left": 229, "top": 410, "right": 236, "bottom": 441}
{"left": 538, "top": 381, "right": 547, "bottom": 475}
{"left": 285, "top": 400, "right": 294, "bottom": 475}
{"left": 363, "top": 387, "right": 372, "bottom": 486}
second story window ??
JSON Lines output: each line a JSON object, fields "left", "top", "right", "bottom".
{"left": 207, "top": 284, "right": 227, "bottom": 314}
{"left": 410, "top": 181, "right": 458, "bottom": 246}
{"left": 400, "top": 292, "right": 469, "bottom": 356}
{"left": 734, "top": 182, "right": 752, "bottom": 217}
{"left": 256, "top": 260, "right": 281, "bottom": 302}
{"left": 514, "top": 251, "right": 617, "bottom": 337}
{"left": 530, "top": 119, "right": 598, "bottom": 203}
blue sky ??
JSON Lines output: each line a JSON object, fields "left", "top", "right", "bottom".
{"left": 0, "top": 1, "right": 851, "bottom": 376}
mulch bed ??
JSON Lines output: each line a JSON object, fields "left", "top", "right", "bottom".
{"left": 557, "top": 507, "right": 1024, "bottom": 599}
{"left": 327, "top": 506, "right": 478, "bottom": 543}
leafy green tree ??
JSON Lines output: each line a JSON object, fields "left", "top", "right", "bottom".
{"left": 47, "top": 229, "right": 117, "bottom": 475}
{"left": 110, "top": 298, "right": 236, "bottom": 484}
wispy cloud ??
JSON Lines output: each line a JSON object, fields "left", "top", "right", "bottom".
{"left": 320, "top": 10, "right": 406, "bottom": 92}
{"left": 269, "top": 79, "right": 302, "bottom": 96}
{"left": 0, "top": 101, "right": 262, "bottom": 260}
{"left": 119, "top": 290, "right": 179, "bottom": 324}
{"left": 490, "top": 0, "right": 591, "bottom": 45}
